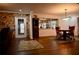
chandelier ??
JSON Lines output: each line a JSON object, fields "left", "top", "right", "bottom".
{"left": 63, "top": 9, "right": 70, "bottom": 20}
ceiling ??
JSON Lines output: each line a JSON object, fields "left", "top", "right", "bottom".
{"left": 0, "top": 3, "right": 79, "bottom": 15}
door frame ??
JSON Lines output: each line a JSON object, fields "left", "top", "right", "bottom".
{"left": 15, "top": 16, "right": 27, "bottom": 38}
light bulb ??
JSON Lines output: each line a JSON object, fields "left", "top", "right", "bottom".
{"left": 19, "top": 9, "right": 22, "bottom": 12}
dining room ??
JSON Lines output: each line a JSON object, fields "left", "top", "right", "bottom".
{"left": 0, "top": 3, "right": 79, "bottom": 55}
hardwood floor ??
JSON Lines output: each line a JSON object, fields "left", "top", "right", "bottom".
{"left": 6, "top": 36, "right": 79, "bottom": 55}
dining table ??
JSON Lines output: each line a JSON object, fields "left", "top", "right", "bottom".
{"left": 59, "top": 29, "right": 70, "bottom": 40}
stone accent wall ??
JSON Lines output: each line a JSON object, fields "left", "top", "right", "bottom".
{"left": 0, "top": 12, "right": 15, "bottom": 31}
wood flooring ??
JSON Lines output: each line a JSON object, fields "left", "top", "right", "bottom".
{"left": 4, "top": 36, "right": 79, "bottom": 55}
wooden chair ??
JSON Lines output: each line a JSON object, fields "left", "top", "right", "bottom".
{"left": 55, "top": 27, "right": 63, "bottom": 40}
{"left": 56, "top": 27, "right": 60, "bottom": 34}
{"left": 69, "top": 26, "right": 75, "bottom": 40}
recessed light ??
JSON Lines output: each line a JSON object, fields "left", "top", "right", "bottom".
{"left": 19, "top": 9, "right": 22, "bottom": 12}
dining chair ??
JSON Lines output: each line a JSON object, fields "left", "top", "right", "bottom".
{"left": 69, "top": 26, "right": 75, "bottom": 40}
{"left": 55, "top": 27, "right": 63, "bottom": 40}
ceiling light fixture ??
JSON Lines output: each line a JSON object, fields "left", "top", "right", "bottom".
{"left": 18, "top": 9, "right": 23, "bottom": 16}
{"left": 63, "top": 9, "right": 70, "bottom": 21}
{"left": 19, "top": 9, "right": 22, "bottom": 12}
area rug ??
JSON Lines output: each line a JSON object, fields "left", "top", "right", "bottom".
{"left": 18, "top": 40, "right": 44, "bottom": 51}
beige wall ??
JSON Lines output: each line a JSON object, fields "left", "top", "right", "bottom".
{"left": 33, "top": 13, "right": 60, "bottom": 37}
{"left": 33, "top": 13, "right": 60, "bottom": 19}
{"left": 59, "top": 14, "right": 79, "bottom": 36}
{"left": 39, "top": 29, "right": 56, "bottom": 37}
{"left": 33, "top": 13, "right": 79, "bottom": 37}
{"left": 0, "top": 12, "right": 78, "bottom": 37}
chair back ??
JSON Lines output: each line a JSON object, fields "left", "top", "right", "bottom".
{"left": 69, "top": 26, "right": 75, "bottom": 36}
{"left": 69, "top": 26, "right": 75, "bottom": 32}
{"left": 55, "top": 27, "right": 60, "bottom": 34}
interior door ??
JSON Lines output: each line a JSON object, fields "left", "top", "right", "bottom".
{"left": 15, "top": 17, "right": 27, "bottom": 38}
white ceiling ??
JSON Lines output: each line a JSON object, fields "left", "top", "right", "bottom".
{"left": 0, "top": 3, "right": 79, "bottom": 15}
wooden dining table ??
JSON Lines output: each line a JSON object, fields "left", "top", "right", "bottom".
{"left": 59, "top": 30, "right": 70, "bottom": 40}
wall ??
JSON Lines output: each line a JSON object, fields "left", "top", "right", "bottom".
{"left": 0, "top": 12, "right": 14, "bottom": 31}
{"left": 39, "top": 29, "right": 56, "bottom": 37}
{"left": 59, "top": 14, "right": 79, "bottom": 36}
{"left": 0, "top": 12, "right": 78, "bottom": 38}
{"left": 33, "top": 13, "right": 79, "bottom": 37}
{"left": 0, "top": 12, "right": 33, "bottom": 39}
{"left": 32, "top": 13, "right": 60, "bottom": 37}
{"left": 33, "top": 13, "right": 59, "bottom": 19}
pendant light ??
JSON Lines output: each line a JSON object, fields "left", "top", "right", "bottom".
{"left": 63, "top": 9, "right": 70, "bottom": 21}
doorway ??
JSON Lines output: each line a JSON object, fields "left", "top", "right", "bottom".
{"left": 15, "top": 16, "right": 27, "bottom": 38}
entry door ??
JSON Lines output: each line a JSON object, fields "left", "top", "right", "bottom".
{"left": 15, "top": 17, "right": 27, "bottom": 38}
